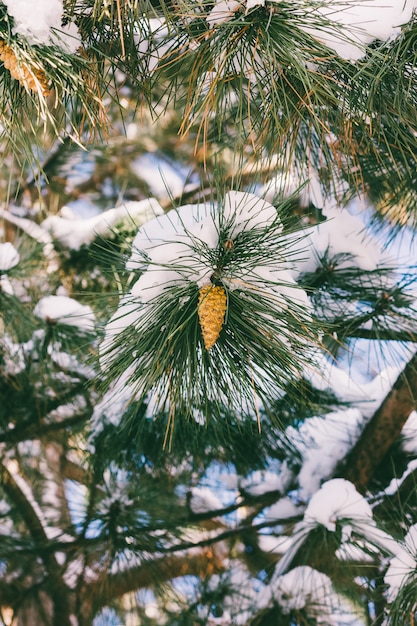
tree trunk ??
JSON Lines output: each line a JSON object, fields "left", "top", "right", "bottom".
{"left": 341, "top": 351, "right": 417, "bottom": 491}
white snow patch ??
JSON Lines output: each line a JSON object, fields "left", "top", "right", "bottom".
{"left": 0, "top": 242, "right": 20, "bottom": 271}
{"left": 223, "top": 190, "right": 280, "bottom": 237}
{"left": 286, "top": 408, "right": 363, "bottom": 499}
{"left": 206, "top": 0, "right": 417, "bottom": 59}
{"left": 305, "top": 353, "right": 401, "bottom": 419}
{"left": 384, "top": 458, "right": 417, "bottom": 497}
{"left": 304, "top": 479, "right": 373, "bottom": 532}
{"left": 34, "top": 295, "right": 95, "bottom": 332}
{"left": 271, "top": 565, "right": 333, "bottom": 614}
{"left": 296, "top": 0, "right": 417, "bottom": 61}
{"left": 289, "top": 205, "right": 391, "bottom": 279}
{"left": 189, "top": 487, "right": 224, "bottom": 514}
{"left": 262, "top": 497, "right": 301, "bottom": 522}
{"left": 0, "top": 274, "right": 14, "bottom": 296}
{"left": 130, "top": 153, "right": 191, "bottom": 201}
{"left": 3, "top": 0, "right": 81, "bottom": 52}
{"left": 207, "top": 0, "right": 242, "bottom": 26}
{"left": 258, "top": 533, "right": 294, "bottom": 556}
{"left": 41, "top": 198, "right": 163, "bottom": 250}
{"left": 385, "top": 524, "right": 417, "bottom": 603}
{"left": 401, "top": 411, "right": 417, "bottom": 454}
{"left": 240, "top": 466, "right": 292, "bottom": 497}
{"left": 90, "top": 363, "right": 139, "bottom": 435}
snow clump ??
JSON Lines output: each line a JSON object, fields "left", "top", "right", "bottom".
{"left": 3, "top": 0, "right": 81, "bottom": 53}
{"left": 0, "top": 242, "right": 20, "bottom": 271}
{"left": 34, "top": 295, "right": 95, "bottom": 332}
{"left": 207, "top": 0, "right": 417, "bottom": 60}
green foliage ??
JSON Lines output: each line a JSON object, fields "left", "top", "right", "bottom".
{"left": 2, "top": 2, "right": 417, "bottom": 626}
{"left": 99, "top": 197, "right": 323, "bottom": 436}
{"left": 0, "top": 0, "right": 415, "bottom": 225}
{"left": 301, "top": 249, "right": 417, "bottom": 345}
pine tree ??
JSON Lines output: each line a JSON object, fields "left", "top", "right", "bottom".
{"left": 2, "top": 1, "right": 417, "bottom": 625}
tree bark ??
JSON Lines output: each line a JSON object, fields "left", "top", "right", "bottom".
{"left": 77, "top": 549, "right": 226, "bottom": 625}
{"left": 341, "top": 351, "right": 417, "bottom": 491}
{"left": 0, "top": 461, "right": 73, "bottom": 626}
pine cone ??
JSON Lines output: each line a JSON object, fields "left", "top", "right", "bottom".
{"left": 0, "top": 41, "right": 50, "bottom": 96}
{"left": 198, "top": 284, "right": 227, "bottom": 350}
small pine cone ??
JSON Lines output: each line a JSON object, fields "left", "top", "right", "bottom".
{"left": 198, "top": 284, "right": 227, "bottom": 350}
{"left": 0, "top": 41, "right": 50, "bottom": 97}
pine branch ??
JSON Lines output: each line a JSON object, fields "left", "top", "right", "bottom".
{"left": 81, "top": 551, "right": 227, "bottom": 620}
{"left": 164, "top": 515, "right": 302, "bottom": 556}
{"left": 339, "top": 351, "right": 417, "bottom": 491}
{"left": 0, "top": 462, "right": 53, "bottom": 552}
{"left": 1, "top": 488, "right": 297, "bottom": 561}
{"left": 61, "top": 459, "right": 91, "bottom": 486}
{"left": 184, "top": 488, "right": 283, "bottom": 524}
{"left": 0, "top": 412, "right": 88, "bottom": 444}
{"left": 0, "top": 462, "right": 73, "bottom": 626}
{"left": 342, "top": 327, "right": 417, "bottom": 343}
{"left": 372, "top": 465, "right": 417, "bottom": 530}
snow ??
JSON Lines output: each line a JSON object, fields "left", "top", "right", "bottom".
{"left": 305, "top": 353, "right": 402, "bottom": 419}
{"left": 384, "top": 524, "right": 417, "bottom": 603}
{"left": 99, "top": 189, "right": 314, "bottom": 418}
{"left": 34, "top": 295, "right": 96, "bottom": 332}
{"left": 384, "top": 459, "right": 417, "bottom": 497}
{"left": 222, "top": 190, "right": 280, "bottom": 237}
{"left": 264, "top": 182, "right": 396, "bottom": 304}
{"left": 40, "top": 198, "right": 163, "bottom": 250}
{"left": 271, "top": 565, "right": 333, "bottom": 614}
{"left": 261, "top": 167, "right": 327, "bottom": 211}
{"left": 272, "top": 484, "right": 399, "bottom": 582}
{"left": 130, "top": 153, "right": 193, "bottom": 201}
{"left": 246, "top": 0, "right": 264, "bottom": 10}
{"left": 400, "top": 411, "right": 417, "bottom": 454}
{"left": 262, "top": 497, "right": 301, "bottom": 522}
{"left": 304, "top": 479, "right": 373, "bottom": 532}
{"left": 206, "top": 0, "right": 417, "bottom": 59}
{"left": 288, "top": 205, "right": 392, "bottom": 280}
{"left": 240, "top": 467, "right": 293, "bottom": 497}
{"left": 0, "top": 242, "right": 20, "bottom": 271}
{"left": 90, "top": 364, "right": 139, "bottom": 436}
{"left": 134, "top": 17, "right": 173, "bottom": 74}
{"left": 296, "top": 0, "right": 417, "bottom": 61}
{"left": 206, "top": 560, "right": 271, "bottom": 625}
{"left": 258, "top": 533, "right": 294, "bottom": 555}
{"left": 130, "top": 267, "right": 189, "bottom": 302}
{"left": 335, "top": 541, "right": 376, "bottom": 563}
{"left": 189, "top": 487, "right": 224, "bottom": 513}
{"left": 126, "top": 201, "right": 217, "bottom": 283}
{"left": 1, "top": 336, "right": 26, "bottom": 375}
{"left": 207, "top": 0, "right": 242, "bottom": 27}
{"left": 45, "top": 395, "right": 88, "bottom": 425}
{"left": 123, "top": 191, "right": 296, "bottom": 305}
{"left": 0, "top": 274, "right": 14, "bottom": 295}
{"left": 0, "top": 208, "right": 56, "bottom": 265}
{"left": 272, "top": 564, "right": 368, "bottom": 624}
{"left": 3, "top": 0, "right": 81, "bottom": 53}
{"left": 49, "top": 350, "right": 95, "bottom": 379}
{"left": 286, "top": 408, "right": 364, "bottom": 499}
{"left": 246, "top": 265, "right": 312, "bottom": 309}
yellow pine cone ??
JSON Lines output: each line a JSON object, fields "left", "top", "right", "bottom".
{"left": 0, "top": 41, "right": 50, "bottom": 97}
{"left": 198, "top": 284, "right": 227, "bottom": 350}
